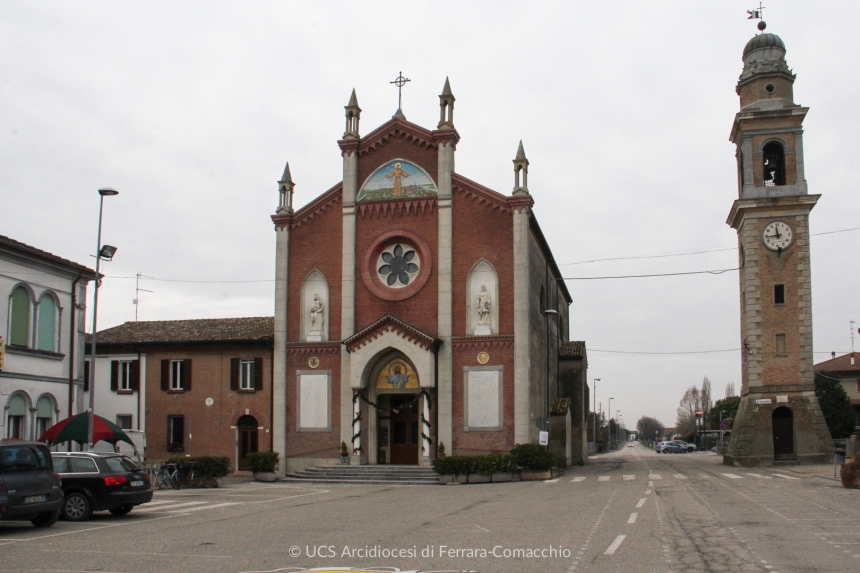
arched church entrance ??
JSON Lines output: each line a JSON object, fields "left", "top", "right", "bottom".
{"left": 237, "top": 415, "right": 259, "bottom": 471}
{"left": 366, "top": 351, "right": 422, "bottom": 465}
{"left": 772, "top": 407, "right": 794, "bottom": 457}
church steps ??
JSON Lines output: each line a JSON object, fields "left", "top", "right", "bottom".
{"left": 283, "top": 465, "right": 439, "bottom": 485}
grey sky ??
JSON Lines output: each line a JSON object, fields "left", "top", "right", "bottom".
{"left": 2, "top": 1, "right": 858, "bottom": 429}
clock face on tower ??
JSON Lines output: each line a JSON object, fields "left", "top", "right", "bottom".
{"left": 762, "top": 221, "right": 793, "bottom": 251}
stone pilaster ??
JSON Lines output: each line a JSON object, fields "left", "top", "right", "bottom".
{"left": 271, "top": 211, "right": 292, "bottom": 474}
{"left": 338, "top": 139, "right": 359, "bottom": 462}
{"left": 511, "top": 197, "right": 533, "bottom": 445}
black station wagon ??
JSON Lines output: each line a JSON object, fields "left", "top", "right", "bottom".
{"left": 51, "top": 451, "right": 152, "bottom": 521}
{"left": 0, "top": 440, "right": 63, "bottom": 527}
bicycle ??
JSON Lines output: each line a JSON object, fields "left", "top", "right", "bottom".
{"left": 155, "top": 462, "right": 181, "bottom": 490}
{"left": 155, "top": 461, "right": 203, "bottom": 489}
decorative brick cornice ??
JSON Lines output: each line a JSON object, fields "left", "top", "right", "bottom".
{"left": 356, "top": 118, "right": 437, "bottom": 158}
{"left": 452, "top": 174, "right": 513, "bottom": 214}
{"left": 451, "top": 335, "right": 514, "bottom": 351}
{"left": 285, "top": 341, "right": 341, "bottom": 356}
{"left": 432, "top": 128, "right": 460, "bottom": 147}
{"left": 338, "top": 138, "right": 360, "bottom": 156}
{"left": 344, "top": 315, "right": 440, "bottom": 353}
{"left": 271, "top": 213, "right": 293, "bottom": 230}
{"left": 508, "top": 194, "right": 534, "bottom": 214}
{"left": 357, "top": 198, "right": 437, "bottom": 219}
{"left": 291, "top": 183, "right": 343, "bottom": 229}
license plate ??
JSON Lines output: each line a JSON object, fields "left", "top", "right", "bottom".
{"left": 130, "top": 480, "right": 144, "bottom": 487}
{"left": 24, "top": 495, "right": 47, "bottom": 504}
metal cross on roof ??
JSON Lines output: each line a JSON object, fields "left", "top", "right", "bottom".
{"left": 390, "top": 71, "right": 411, "bottom": 111}
{"left": 747, "top": 3, "right": 767, "bottom": 32}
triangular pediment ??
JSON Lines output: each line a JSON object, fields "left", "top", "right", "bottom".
{"left": 355, "top": 117, "right": 438, "bottom": 158}
{"left": 344, "top": 315, "right": 439, "bottom": 353}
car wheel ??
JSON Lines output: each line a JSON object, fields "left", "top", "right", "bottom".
{"left": 62, "top": 492, "right": 93, "bottom": 522}
{"left": 109, "top": 503, "right": 133, "bottom": 516}
{"left": 31, "top": 509, "right": 60, "bottom": 528}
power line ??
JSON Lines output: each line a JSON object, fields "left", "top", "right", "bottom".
{"left": 562, "top": 268, "right": 738, "bottom": 280}
{"left": 590, "top": 348, "right": 740, "bottom": 355}
{"left": 107, "top": 275, "right": 273, "bottom": 283}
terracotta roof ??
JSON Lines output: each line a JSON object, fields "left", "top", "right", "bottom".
{"left": 814, "top": 352, "right": 860, "bottom": 373}
{"left": 559, "top": 341, "right": 586, "bottom": 358}
{"left": 0, "top": 234, "right": 96, "bottom": 277}
{"left": 89, "top": 317, "right": 274, "bottom": 345}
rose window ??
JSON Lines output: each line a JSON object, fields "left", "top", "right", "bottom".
{"left": 377, "top": 244, "right": 420, "bottom": 288}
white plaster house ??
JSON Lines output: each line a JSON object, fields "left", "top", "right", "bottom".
{"left": 82, "top": 351, "right": 146, "bottom": 435}
{"left": 0, "top": 235, "right": 95, "bottom": 439}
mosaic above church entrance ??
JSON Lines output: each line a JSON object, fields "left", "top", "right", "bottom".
{"left": 358, "top": 159, "right": 437, "bottom": 202}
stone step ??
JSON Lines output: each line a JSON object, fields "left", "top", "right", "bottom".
{"left": 285, "top": 464, "right": 439, "bottom": 485}
{"left": 279, "top": 476, "right": 439, "bottom": 485}
{"left": 289, "top": 471, "right": 437, "bottom": 480}
{"left": 303, "top": 468, "right": 435, "bottom": 476}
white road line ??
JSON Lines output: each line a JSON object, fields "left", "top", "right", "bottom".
{"left": 623, "top": 475, "right": 636, "bottom": 481}
{"left": 773, "top": 473, "right": 800, "bottom": 480}
{"left": 571, "top": 476, "right": 587, "bottom": 483}
{"left": 176, "top": 502, "right": 239, "bottom": 513}
{"left": 144, "top": 499, "right": 179, "bottom": 506}
{"left": 627, "top": 512, "right": 638, "bottom": 524}
{"left": 648, "top": 480, "right": 654, "bottom": 487}
{"left": 135, "top": 501, "right": 208, "bottom": 513}
{"left": 645, "top": 489, "right": 652, "bottom": 494}
{"left": 636, "top": 498, "right": 647, "bottom": 508}
{"left": 649, "top": 474, "right": 662, "bottom": 480}
{"left": 604, "top": 535, "right": 626, "bottom": 555}
{"left": 598, "top": 476, "right": 610, "bottom": 482}
{"left": 673, "top": 474, "right": 687, "bottom": 480}
{"left": 544, "top": 477, "right": 561, "bottom": 483}
{"left": 722, "top": 473, "right": 743, "bottom": 479}
{"left": 745, "top": 473, "right": 764, "bottom": 478}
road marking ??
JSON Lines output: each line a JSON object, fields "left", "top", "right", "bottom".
{"left": 604, "top": 535, "right": 626, "bottom": 555}
{"left": 745, "top": 473, "right": 763, "bottom": 478}
{"left": 636, "top": 498, "right": 647, "bottom": 508}
{"left": 598, "top": 476, "right": 610, "bottom": 481}
{"left": 544, "top": 477, "right": 561, "bottom": 483}
{"left": 176, "top": 502, "right": 239, "bottom": 513}
{"left": 135, "top": 501, "right": 208, "bottom": 513}
{"left": 722, "top": 473, "right": 743, "bottom": 479}
{"left": 571, "top": 476, "right": 587, "bottom": 483}
{"left": 623, "top": 475, "right": 636, "bottom": 481}
{"left": 773, "top": 473, "right": 800, "bottom": 480}
{"left": 627, "top": 512, "right": 638, "bottom": 524}
{"left": 673, "top": 474, "right": 687, "bottom": 480}
{"left": 648, "top": 480, "right": 654, "bottom": 486}
{"left": 649, "top": 474, "right": 662, "bottom": 480}
{"left": 144, "top": 499, "right": 180, "bottom": 506}
{"left": 645, "top": 489, "right": 652, "bottom": 494}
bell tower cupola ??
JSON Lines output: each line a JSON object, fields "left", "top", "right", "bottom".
{"left": 512, "top": 140, "right": 529, "bottom": 195}
{"left": 277, "top": 161, "right": 294, "bottom": 214}
{"left": 344, "top": 88, "right": 361, "bottom": 139}
{"left": 438, "top": 77, "right": 455, "bottom": 129}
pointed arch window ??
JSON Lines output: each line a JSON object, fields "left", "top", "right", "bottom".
{"left": 37, "top": 293, "right": 57, "bottom": 351}
{"left": 763, "top": 141, "right": 786, "bottom": 186}
{"left": 9, "top": 287, "right": 31, "bottom": 347}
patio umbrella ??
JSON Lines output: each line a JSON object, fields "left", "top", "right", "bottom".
{"left": 39, "top": 412, "right": 133, "bottom": 447}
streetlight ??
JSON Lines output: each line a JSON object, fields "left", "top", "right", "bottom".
{"left": 87, "top": 187, "right": 119, "bottom": 450}
{"left": 542, "top": 308, "right": 558, "bottom": 448}
{"left": 607, "top": 397, "right": 614, "bottom": 450}
{"left": 592, "top": 378, "right": 600, "bottom": 455}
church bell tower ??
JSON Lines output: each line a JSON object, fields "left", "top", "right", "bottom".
{"left": 724, "top": 26, "right": 834, "bottom": 466}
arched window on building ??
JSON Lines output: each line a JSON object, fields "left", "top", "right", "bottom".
{"left": 9, "top": 286, "right": 31, "bottom": 347}
{"left": 37, "top": 293, "right": 57, "bottom": 352}
{"left": 35, "top": 395, "right": 55, "bottom": 439}
{"left": 6, "top": 394, "right": 28, "bottom": 439}
{"left": 763, "top": 141, "right": 786, "bottom": 187}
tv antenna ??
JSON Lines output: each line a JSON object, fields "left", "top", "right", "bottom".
{"left": 134, "top": 272, "right": 153, "bottom": 321}
{"left": 851, "top": 320, "right": 856, "bottom": 355}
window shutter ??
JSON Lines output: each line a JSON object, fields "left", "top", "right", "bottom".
{"left": 161, "top": 360, "right": 169, "bottom": 391}
{"left": 37, "top": 295, "right": 56, "bottom": 351}
{"left": 230, "top": 358, "right": 239, "bottom": 391}
{"left": 84, "top": 361, "right": 90, "bottom": 392}
{"left": 184, "top": 359, "right": 192, "bottom": 391}
{"left": 10, "top": 287, "right": 31, "bottom": 347}
{"left": 131, "top": 360, "right": 140, "bottom": 391}
{"left": 110, "top": 361, "right": 119, "bottom": 392}
{"left": 254, "top": 357, "right": 263, "bottom": 391}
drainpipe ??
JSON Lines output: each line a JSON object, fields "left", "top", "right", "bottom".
{"left": 68, "top": 274, "right": 83, "bottom": 418}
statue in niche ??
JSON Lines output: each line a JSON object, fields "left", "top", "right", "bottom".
{"left": 309, "top": 294, "right": 324, "bottom": 333}
{"left": 476, "top": 284, "right": 492, "bottom": 326}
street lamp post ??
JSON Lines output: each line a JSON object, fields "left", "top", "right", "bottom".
{"left": 87, "top": 188, "right": 119, "bottom": 450}
{"left": 592, "top": 378, "right": 600, "bottom": 455}
{"left": 607, "top": 397, "right": 613, "bottom": 450}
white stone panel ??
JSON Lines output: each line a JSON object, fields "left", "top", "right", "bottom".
{"left": 299, "top": 373, "right": 329, "bottom": 430}
{"left": 465, "top": 367, "right": 503, "bottom": 431}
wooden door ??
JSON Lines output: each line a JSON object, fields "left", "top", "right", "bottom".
{"left": 389, "top": 396, "right": 419, "bottom": 465}
{"left": 238, "top": 427, "right": 259, "bottom": 471}
{"left": 772, "top": 407, "right": 794, "bottom": 456}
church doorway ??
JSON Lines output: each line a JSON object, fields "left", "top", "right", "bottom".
{"left": 237, "top": 415, "right": 259, "bottom": 471}
{"left": 772, "top": 407, "right": 794, "bottom": 457}
{"left": 389, "top": 396, "right": 420, "bottom": 465}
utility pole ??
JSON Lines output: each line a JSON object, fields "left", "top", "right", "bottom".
{"left": 134, "top": 273, "right": 153, "bottom": 321}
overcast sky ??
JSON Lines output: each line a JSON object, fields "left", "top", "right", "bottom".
{"left": 3, "top": 1, "right": 858, "bottom": 429}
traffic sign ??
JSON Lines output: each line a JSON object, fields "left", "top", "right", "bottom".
{"left": 720, "top": 420, "right": 730, "bottom": 431}
{"left": 535, "top": 417, "right": 550, "bottom": 431}
{"left": 695, "top": 410, "right": 704, "bottom": 418}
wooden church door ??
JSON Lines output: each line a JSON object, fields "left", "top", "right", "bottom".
{"left": 389, "top": 396, "right": 419, "bottom": 465}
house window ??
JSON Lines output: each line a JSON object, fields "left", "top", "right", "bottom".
{"left": 120, "top": 362, "right": 132, "bottom": 391}
{"left": 116, "top": 414, "right": 133, "bottom": 430}
{"left": 775, "top": 333, "right": 787, "bottom": 356}
{"left": 9, "top": 287, "right": 31, "bottom": 347}
{"left": 37, "top": 293, "right": 57, "bottom": 352}
{"left": 6, "top": 394, "right": 27, "bottom": 439}
{"left": 170, "top": 360, "right": 183, "bottom": 390}
{"left": 240, "top": 359, "right": 254, "bottom": 390}
{"left": 35, "top": 396, "right": 53, "bottom": 439}
{"left": 7, "top": 415, "right": 24, "bottom": 439}
{"left": 168, "top": 415, "right": 185, "bottom": 451}
{"left": 774, "top": 284, "right": 785, "bottom": 304}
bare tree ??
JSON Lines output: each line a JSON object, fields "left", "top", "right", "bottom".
{"left": 676, "top": 385, "right": 701, "bottom": 437}
{"left": 725, "top": 381, "right": 736, "bottom": 397}
{"left": 701, "top": 376, "right": 712, "bottom": 430}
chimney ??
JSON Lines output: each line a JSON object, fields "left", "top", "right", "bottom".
{"left": 832, "top": 351, "right": 836, "bottom": 359}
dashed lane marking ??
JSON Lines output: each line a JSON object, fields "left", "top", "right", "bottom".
{"left": 636, "top": 498, "right": 647, "bottom": 508}
{"left": 135, "top": 501, "right": 208, "bottom": 513}
{"left": 175, "top": 502, "right": 239, "bottom": 513}
{"left": 673, "top": 474, "right": 687, "bottom": 480}
{"left": 746, "top": 473, "right": 764, "bottom": 478}
{"left": 648, "top": 474, "right": 662, "bottom": 480}
{"left": 722, "top": 473, "right": 743, "bottom": 479}
{"left": 773, "top": 473, "right": 800, "bottom": 480}
{"left": 623, "top": 475, "right": 636, "bottom": 481}
{"left": 571, "top": 476, "right": 587, "bottom": 483}
{"left": 598, "top": 476, "right": 611, "bottom": 482}
{"left": 604, "top": 535, "right": 626, "bottom": 555}
{"left": 544, "top": 477, "right": 561, "bottom": 483}
{"left": 627, "top": 512, "right": 638, "bottom": 524}
{"left": 645, "top": 489, "right": 652, "bottom": 494}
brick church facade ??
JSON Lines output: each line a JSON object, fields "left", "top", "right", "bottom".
{"left": 271, "top": 80, "right": 576, "bottom": 472}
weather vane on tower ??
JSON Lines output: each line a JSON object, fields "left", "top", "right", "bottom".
{"left": 747, "top": 3, "right": 767, "bottom": 32}
{"left": 390, "top": 71, "right": 411, "bottom": 112}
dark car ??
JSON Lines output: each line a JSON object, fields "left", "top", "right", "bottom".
{"left": 51, "top": 451, "right": 153, "bottom": 521}
{"left": 0, "top": 440, "right": 63, "bottom": 527}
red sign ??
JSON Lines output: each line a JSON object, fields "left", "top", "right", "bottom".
{"left": 695, "top": 410, "right": 704, "bottom": 418}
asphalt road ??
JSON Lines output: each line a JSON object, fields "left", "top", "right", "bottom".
{"left": 1, "top": 444, "right": 858, "bottom": 573}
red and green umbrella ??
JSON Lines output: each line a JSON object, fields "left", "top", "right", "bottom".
{"left": 39, "top": 412, "right": 133, "bottom": 446}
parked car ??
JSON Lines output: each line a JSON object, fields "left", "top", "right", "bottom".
{"left": 674, "top": 440, "right": 697, "bottom": 452}
{"left": 0, "top": 440, "right": 63, "bottom": 527}
{"left": 656, "top": 441, "right": 685, "bottom": 454}
{"left": 627, "top": 442, "right": 634, "bottom": 448}
{"left": 51, "top": 451, "right": 153, "bottom": 521}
